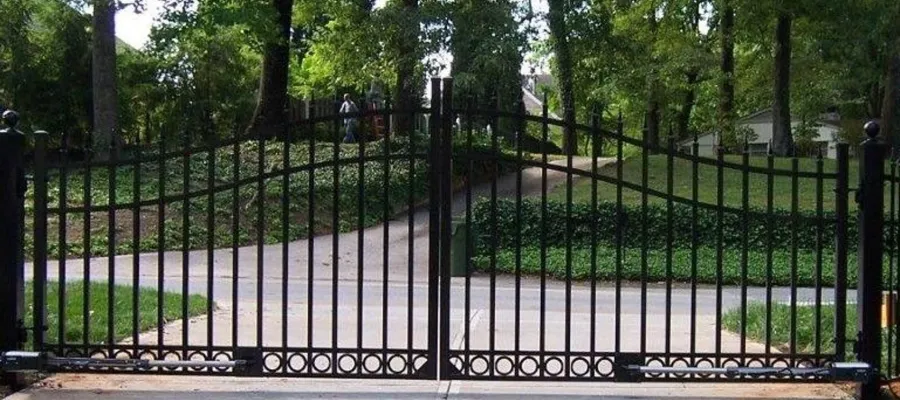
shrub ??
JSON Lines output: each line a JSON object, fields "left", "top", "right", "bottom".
{"left": 470, "top": 198, "right": 889, "bottom": 253}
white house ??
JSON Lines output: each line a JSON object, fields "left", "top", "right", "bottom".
{"left": 680, "top": 109, "right": 843, "bottom": 159}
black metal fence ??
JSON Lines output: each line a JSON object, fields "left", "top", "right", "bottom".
{"left": 0, "top": 78, "right": 891, "bottom": 397}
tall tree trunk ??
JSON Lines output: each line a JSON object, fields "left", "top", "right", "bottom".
{"left": 678, "top": 71, "right": 699, "bottom": 140}
{"left": 772, "top": 14, "right": 794, "bottom": 156}
{"left": 718, "top": 0, "right": 735, "bottom": 145}
{"left": 393, "top": 0, "right": 420, "bottom": 136}
{"left": 245, "top": 0, "right": 294, "bottom": 140}
{"left": 644, "top": 4, "right": 661, "bottom": 151}
{"left": 645, "top": 89, "right": 661, "bottom": 149}
{"left": 547, "top": 0, "right": 577, "bottom": 155}
{"left": 882, "top": 39, "right": 900, "bottom": 146}
{"left": 91, "top": 0, "right": 118, "bottom": 158}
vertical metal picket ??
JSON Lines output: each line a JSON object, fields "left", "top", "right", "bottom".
{"left": 833, "top": 143, "right": 849, "bottom": 362}
{"left": 32, "top": 131, "right": 49, "bottom": 353}
{"left": 439, "top": 77, "right": 454, "bottom": 380}
{"left": 427, "top": 78, "right": 442, "bottom": 378}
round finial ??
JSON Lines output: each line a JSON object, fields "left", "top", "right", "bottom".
{"left": 864, "top": 120, "right": 880, "bottom": 139}
{"left": 1, "top": 110, "right": 20, "bottom": 128}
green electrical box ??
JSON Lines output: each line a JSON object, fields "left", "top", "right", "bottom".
{"left": 449, "top": 219, "right": 468, "bottom": 277}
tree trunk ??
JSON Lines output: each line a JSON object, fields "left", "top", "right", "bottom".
{"left": 393, "top": 0, "right": 420, "bottom": 136}
{"left": 881, "top": 39, "right": 900, "bottom": 147}
{"left": 718, "top": 0, "right": 735, "bottom": 144}
{"left": 547, "top": 0, "right": 577, "bottom": 155}
{"left": 772, "top": 14, "right": 793, "bottom": 156}
{"left": 678, "top": 71, "right": 699, "bottom": 140}
{"left": 91, "top": 0, "right": 118, "bottom": 158}
{"left": 245, "top": 0, "right": 294, "bottom": 140}
{"left": 643, "top": 5, "right": 661, "bottom": 151}
{"left": 645, "top": 90, "right": 661, "bottom": 149}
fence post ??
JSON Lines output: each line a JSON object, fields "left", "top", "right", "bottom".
{"left": 0, "top": 110, "right": 27, "bottom": 386}
{"left": 857, "top": 121, "right": 886, "bottom": 400}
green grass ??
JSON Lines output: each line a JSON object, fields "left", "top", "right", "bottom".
{"left": 471, "top": 245, "right": 884, "bottom": 288}
{"left": 24, "top": 281, "right": 209, "bottom": 346}
{"left": 547, "top": 154, "right": 883, "bottom": 212}
{"left": 724, "top": 302, "right": 896, "bottom": 374}
{"left": 723, "top": 302, "right": 848, "bottom": 355}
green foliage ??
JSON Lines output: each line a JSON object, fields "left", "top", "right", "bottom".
{"left": 471, "top": 245, "right": 874, "bottom": 288}
{"left": 449, "top": 0, "right": 528, "bottom": 134}
{"left": 25, "top": 134, "right": 511, "bottom": 260}
{"left": 0, "top": 0, "right": 93, "bottom": 141}
{"left": 27, "top": 138, "right": 428, "bottom": 259}
{"left": 720, "top": 124, "right": 757, "bottom": 152}
{"left": 469, "top": 197, "right": 878, "bottom": 254}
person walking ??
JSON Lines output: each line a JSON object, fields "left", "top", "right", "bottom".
{"left": 339, "top": 94, "right": 359, "bottom": 143}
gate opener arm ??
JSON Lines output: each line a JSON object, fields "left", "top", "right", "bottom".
{"left": 626, "top": 362, "right": 873, "bottom": 382}
{"left": 0, "top": 351, "right": 251, "bottom": 372}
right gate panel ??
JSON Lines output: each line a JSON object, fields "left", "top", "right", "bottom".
{"left": 441, "top": 94, "right": 850, "bottom": 382}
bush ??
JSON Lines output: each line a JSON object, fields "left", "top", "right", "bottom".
{"left": 470, "top": 198, "right": 888, "bottom": 253}
{"left": 471, "top": 245, "right": 867, "bottom": 288}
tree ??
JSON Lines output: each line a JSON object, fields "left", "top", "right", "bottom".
{"left": 391, "top": 0, "right": 421, "bottom": 135}
{"left": 547, "top": 0, "right": 577, "bottom": 154}
{"left": 293, "top": 0, "right": 383, "bottom": 97}
{"left": 883, "top": 40, "right": 900, "bottom": 145}
{"left": 718, "top": 0, "right": 735, "bottom": 142}
{"left": 643, "top": 1, "right": 661, "bottom": 149}
{"left": 91, "top": 0, "right": 119, "bottom": 156}
{"left": 449, "top": 0, "right": 526, "bottom": 136}
{"left": 245, "top": 0, "right": 294, "bottom": 139}
{"left": 771, "top": 12, "right": 793, "bottom": 156}
{"left": 879, "top": 1, "right": 900, "bottom": 145}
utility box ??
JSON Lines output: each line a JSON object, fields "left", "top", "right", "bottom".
{"left": 449, "top": 219, "right": 468, "bottom": 277}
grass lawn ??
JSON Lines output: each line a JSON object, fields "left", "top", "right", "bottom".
{"left": 25, "top": 281, "right": 209, "bottom": 346}
{"left": 724, "top": 302, "right": 897, "bottom": 374}
{"left": 723, "top": 302, "right": 848, "bottom": 356}
{"left": 545, "top": 154, "right": 891, "bottom": 212}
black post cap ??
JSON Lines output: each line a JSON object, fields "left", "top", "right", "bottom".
{"left": 864, "top": 120, "right": 880, "bottom": 139}
{"left": 1, "top": 110, "right": 19, "bottom": 129}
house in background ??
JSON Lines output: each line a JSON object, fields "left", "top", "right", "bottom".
{"left": 679, "top": 109, "right": 843, "bottom": 159}
{"left": 522, "top": 74, "right": 561, "bottom": 119}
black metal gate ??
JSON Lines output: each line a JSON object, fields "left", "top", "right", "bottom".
{"left": 0, "top": 79, "right": 889, "bottom": 394}
{"left": 428, "top": 78, "right": 854, "bottom": 383}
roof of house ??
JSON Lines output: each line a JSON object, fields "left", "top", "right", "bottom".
{"left": 521, "top": 87, "right": 560, "bottom": 119}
